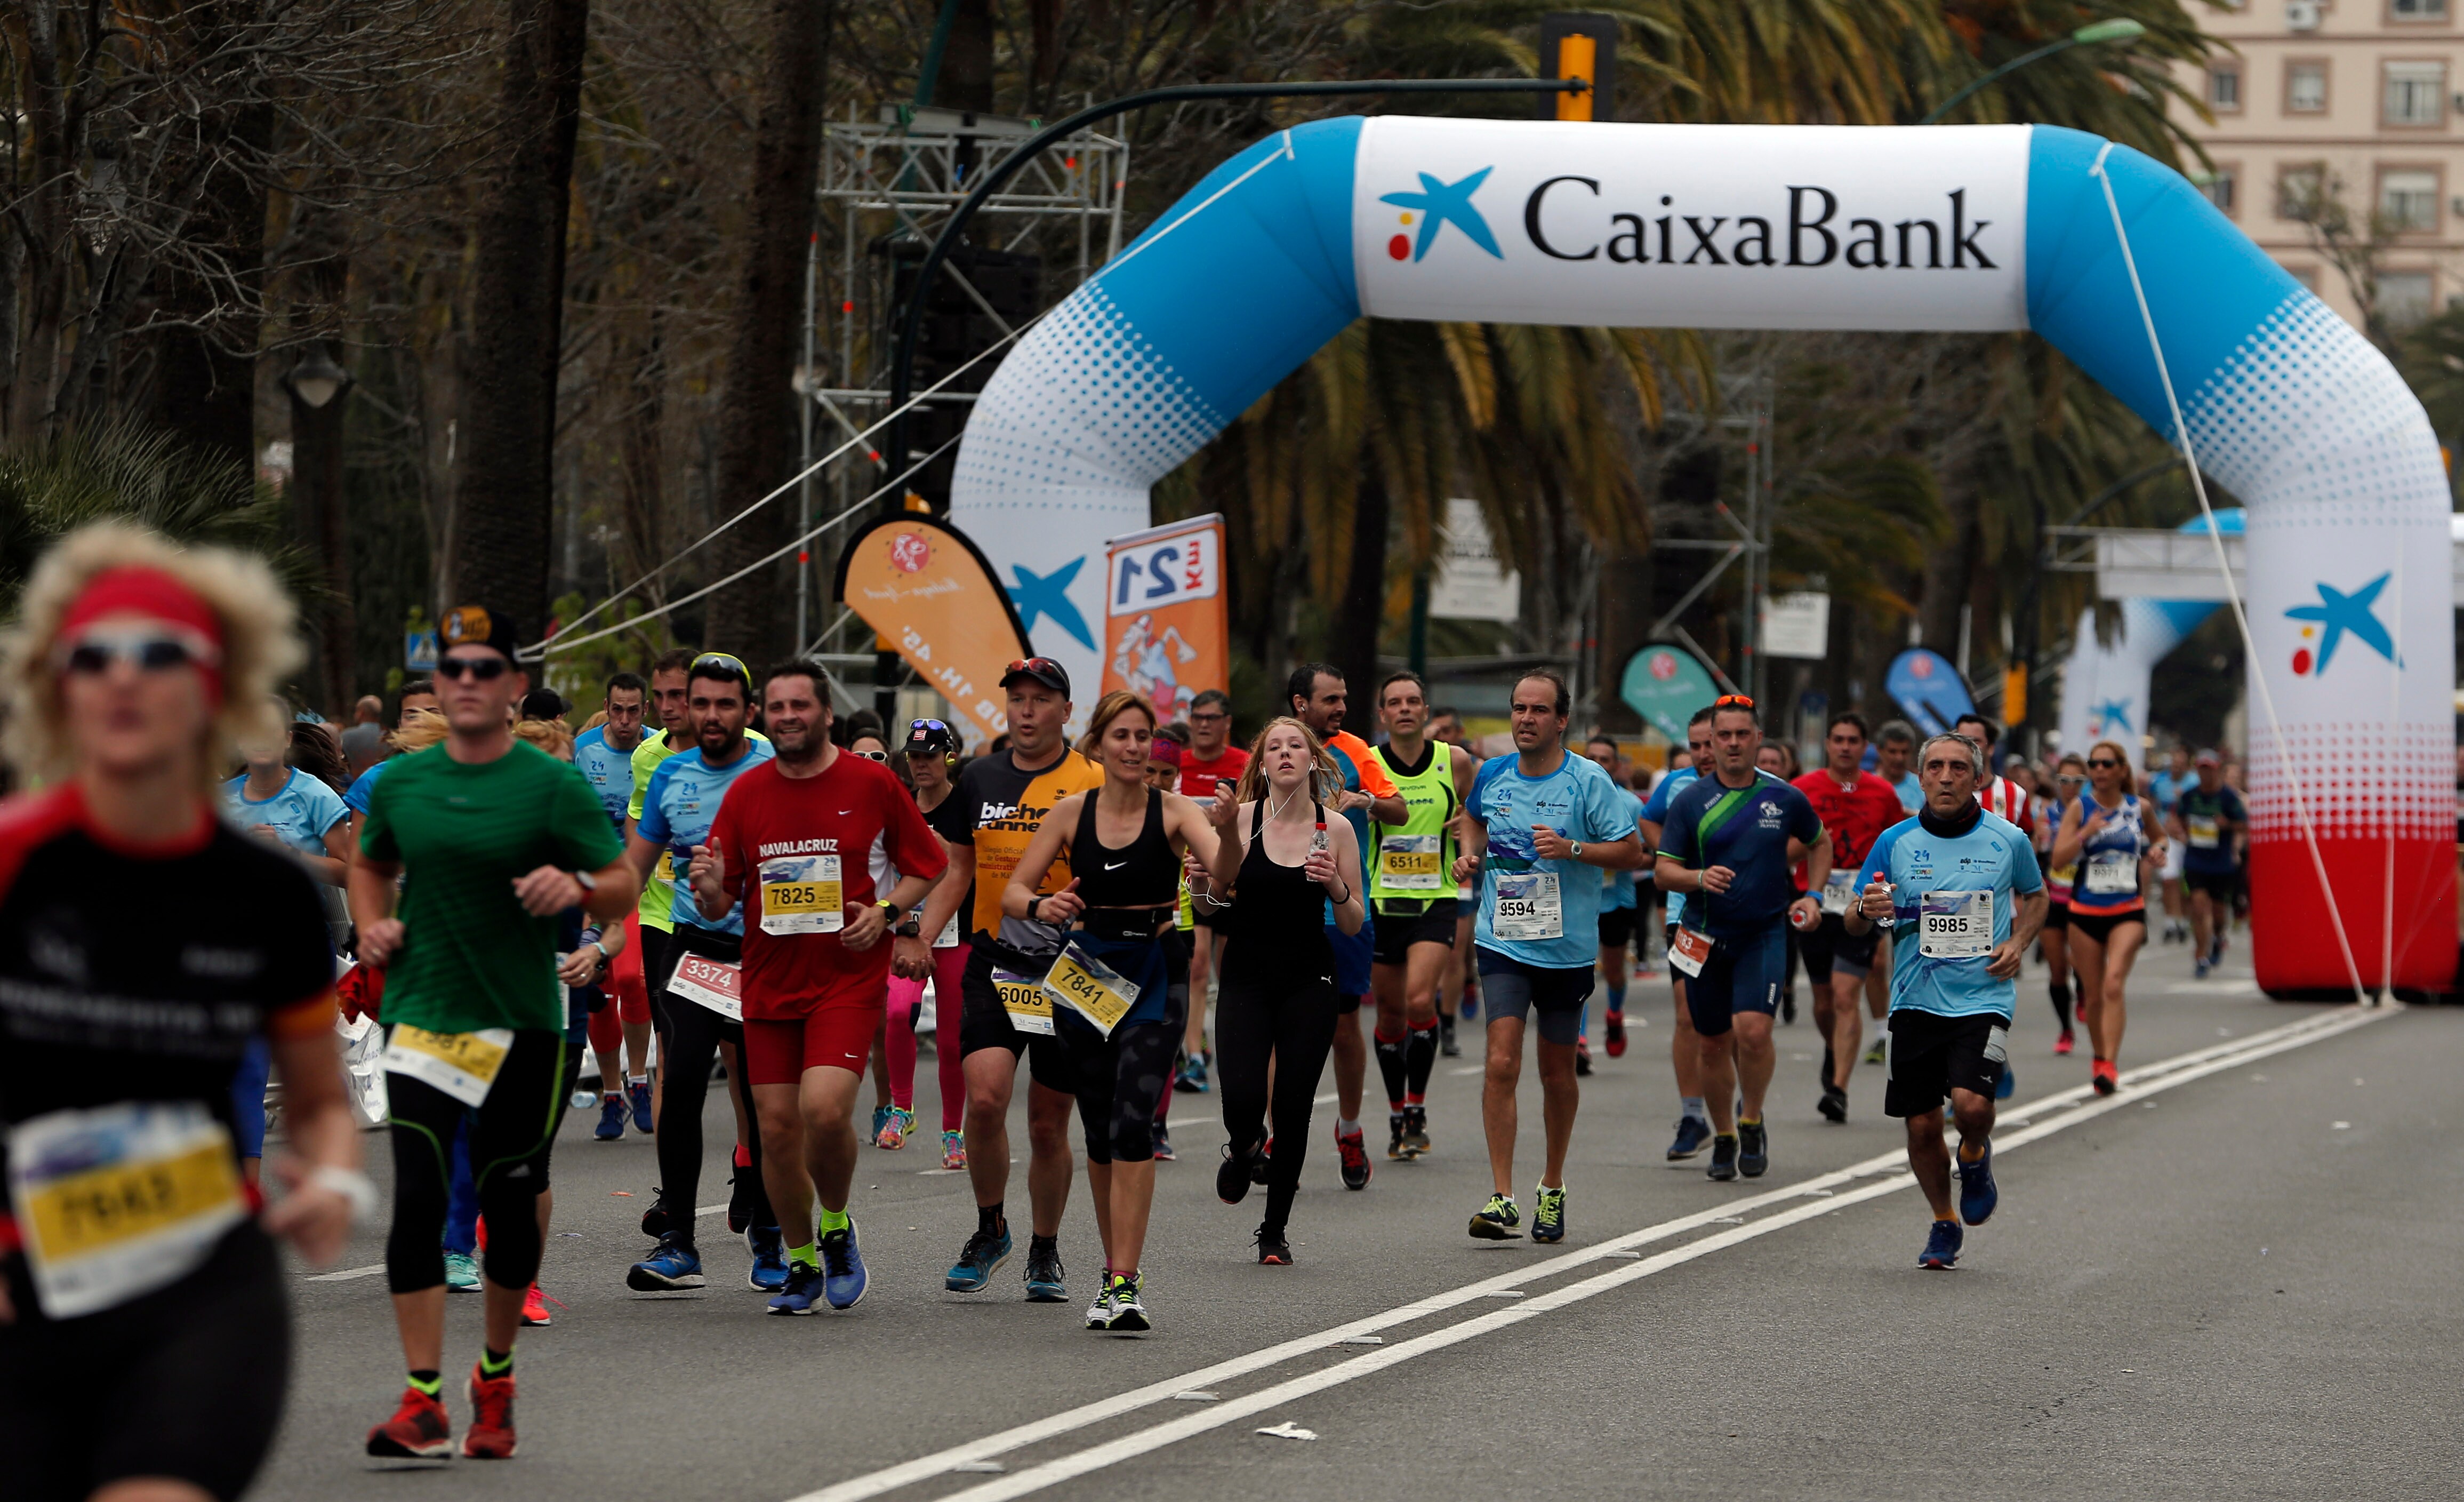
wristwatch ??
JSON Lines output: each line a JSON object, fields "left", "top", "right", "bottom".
{"left": 877, "top": 899, "right": 904, "bottom": 925}
{"left": 571, "top": 869, "right": 597, "bottom": 892}
{"left": 1569, "top": 841, "right": 1585, "bottom": 862}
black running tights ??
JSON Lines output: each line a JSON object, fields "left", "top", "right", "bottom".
{"left": 386, "top": 1028, "right": 565, "bottom": 1295}
{"left": 652, "top": 982, "right": 770, "bottom": 1239}
{"left": 1215, "top": 967, "right": 1339, "bottom": 1232}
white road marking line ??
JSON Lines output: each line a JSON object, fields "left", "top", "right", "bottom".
{"left": 305, "top": 1263, "right": 388, "bottom": 1282}
{"left": 784, "top": 1002, "right": 2389, "bottom": 1502}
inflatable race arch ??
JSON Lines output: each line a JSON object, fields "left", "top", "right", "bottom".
{"left": 950, "top": 117, "right": 2455, "bottom": 993}
{"left": 2057, "top": 509, "right": 2242, "bottom": 757}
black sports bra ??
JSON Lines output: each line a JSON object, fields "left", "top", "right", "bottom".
{"left": 1070, "top": 787, "right": 1178, "bottom": 911}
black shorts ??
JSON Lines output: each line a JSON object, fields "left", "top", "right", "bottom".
{"left": 1371, "top": 897, "right": 1459, "bottom": 967}
{"left": 1596, "top": 905, "right": 1637, "bottom": 950}
{"left": 2043, "top": 899, "right": 2069, "bottom": 931}
{"left": 1883, "top": 1009, "right": 2009, "bottom": 1117}
{"left": 2184, "top": 867, "right": 2236, "bottom": 901}
{"left": 638, "top": 922, "right": 676, "bottom": 1030}
{"left": 1799, "top": 911, "right": 1880, "bottom": 984}
{"left": 2068, "top": 909, "right": 2146, "bottom": 947}
{"left": 1, "top": 1224, "right": 288, "bottom": 1502}
{"left": 956, "top": 943, "right": 1074, "bottom": 1093}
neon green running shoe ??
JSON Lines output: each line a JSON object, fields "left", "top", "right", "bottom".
{"left": 1469, "top": 1193, "right": 1523, "bottom": 1240}
{"left": 1532, "top": 1184, "right": 1568, "bottom": 1244}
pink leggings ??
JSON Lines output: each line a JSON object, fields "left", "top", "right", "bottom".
{"left": 881, "top": 943, "right": 969, "bottom": 1130}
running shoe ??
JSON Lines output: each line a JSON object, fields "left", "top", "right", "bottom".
{"left": 1818, "top": 1084, "right": 1847, "bottom": 1124}
{"left": 1575, "top": 1037, "right": 1593, "bottom": 1076}
{"left": 768, "top": 1259, "right": 825, "bottom": 1315}
{"left": 1104, "top": 1272, "right": 1150, "bottom": 1333}
{"left": 1387, "top": 1115, "right": 1411, "bottom": 1161}
{"left": 1439, "top": 1016, "right": 1460, "bottom": 1058}
{"left": 1253, "top": 1138, "right": 1274, "bottom": 1186}
{"left": 940, "top": 1130, "right": 967, "bottom": 1171}
{"left": 1995, "top": 1067, "right": 2016, "bottom": 1101}
{"left": 1460, "top": 987, "right": 1478, "bottom": 1021}
{"left": 2209, "top": 937, "right": 2225, "bottom": 968}
{"left": 1918, "top": 1218, "right": 1963, "bottom": 1270}
{"left": 1468, "top": 1193, "right": 1523, "bottom": 1240}
{"left": 520, "top": 1283, "right": 555, "bottom": 1326}
{"left": 1706, "top": 1133, "right": 1739, "bottom": 1181}
{"left": 819, "top": 1221, "right": 868, "bottom": 1309}
{"left": 2194, "top": 957, "right": 2211, "bottom": 980}
{"left": 1335, "top": 1123, "right": 1371, "bottom": 1190}
{"left": 1532, "top": 1183, "right": 1568, "bottom": 1244}
{"left": 595, "top": 1093, "right": 627, "bottom": 1140}
{"left": 1255, "top": 1224, "right": 1293, "bottom": 1265}
{"left": 876, "top": 1106, "right": 915, "bottom": 1150}
{"left": 462, "top": 1364, "right": 517, "bottom": 1459}
{"left": 639, "top": 1189, "right": 675, "bottom": 1241}
{"left": 1957, "top": 1141, "right": 1998, "bottom": 1226}
{"left": 1779, "top": 989, "right": 1796, "bottom": 1025}
{"left": 2054, "top": 1030, "right": 2075, "bottom": 1057}
{"left": 944, "top": 1223, "right": 1012, "bottom": 1293}
{"left": 1217, "top": 1143, "right": 1253, "bottom": 1205}
{"left": 627, "top": 1233, "right": 704, "bottom": 1291}
{"left": 365, "top": 1385, "right": 453, "bottom": 1459}
{"left": 869, "top": 1105, "right": 892, "bottom": 1146}
{"left": 629, "top": 1080, "right": 654, "bottom": 1133}
{"left": 746, "top": 1223, "right": 789, "bottom": 1291}
{"left": 1738, "top": 1120, "right": 1769, "bottom": 1178}
{"left": 1864, "top": 1039, "right": 1887, "bottom": 1066}
{"left": 1666, "top": 1116, "right": 1713, "bottom": 1161}
{"left": 1151, "top": 1123, "right": 1176, "bottom": 1162}
{"left": 444, "top": 1250, "right": 480, "bottom": 1291}
{"left": 1024, "top": 1236, "right": 1068, "bottom": 1302}
{"left": 1401, "top": 1105, "right": 1431, "bottom": 1157}
{"left": 2092, "top": 1059, "right": 2119, "bottom": 1096}
{"left": 1084, "top": 1280, "right": 1113, "bottom": 1329}
{"left": 1174, "top": 1052, "right": 1210, "bottom": 1093}
{"left": 1604, "top": 1011, "right": 1627, "bottom": 1058}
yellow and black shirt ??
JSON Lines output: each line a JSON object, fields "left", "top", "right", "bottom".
{"left": 927, "top": 747, "right": 1105, "bottom": 968}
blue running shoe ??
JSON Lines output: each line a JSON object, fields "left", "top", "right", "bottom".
{"left": 1958, "top": 1141, "right": 1999, "bottom": 1226}
{"left": 629, "top": 1080, "right": 654, "bottom": 1134}
{"left": 1666, "top": 1116, "right": 1713, "bottom": 1161}
{"left": 1918, "top": 1218, "right": 1963, "bottom": 1269}
{"left": 820, "top": 1222, "right": 868, "bottom": 1309}
{"left": 945, "top": 1223, "right": 1011, "bottom": 1293}
{"left": 1024, "top": 1236, "right": 1068, "bottom": 1302}
{"left": 1174, "top": 1053, "right": 1210, "bottom": 1093}
{"left": 627, "top": 1233, "right": 704, "bottom": 1291}
{"left": 1532, "top": 1184, "right": 1568, "bottom": 1244}
{"left": 1460, "top": 988, "right": 1478, "bottom": 1021}
{"left": 1995, "top": 1066, "right": 2016, "bottom": 1101}
{"left": 594, "top": 1093, "right": 627, "bottom": 1140}
{"left": 767, "top": 1259, "right": 824, "bottom": 1314}
{"left": 746, "top": 1223, "right": 789, "bottom": 1291}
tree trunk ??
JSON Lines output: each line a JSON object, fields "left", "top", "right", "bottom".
{"left": 941, "top": 0, "right": 996, "bottom": 113}
{"left": 1334, "top": 469, "right": 1390, "bottom": 712}
{"left": 448, "top": 0, "right": 590, "bottom": 632}
{"left": 292, "top": 378, "right": 353, "bottom": 712}
{"left": 703, "top": 0, "right": 832, "bottom": 661}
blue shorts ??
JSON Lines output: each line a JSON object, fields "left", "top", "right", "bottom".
{"left": 1328, "top": 912, "right": 1375, "bottom": 1001}
{"left": 228, "top": 1036, "right": 271, "bottom": 1159}
{"left": 1682, "top": 924, "right": 1788, "bottom": 1037}
{"left": 1475, "top": 948, "right": 1595, "bottom": 1047}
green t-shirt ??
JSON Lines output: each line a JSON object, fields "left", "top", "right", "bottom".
{"left": 361, "top": 740, "right": 625, "bottom": 1034}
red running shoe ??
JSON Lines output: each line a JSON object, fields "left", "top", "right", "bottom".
{"left": 462, "top": 1365, "right": 518, "bottom": 1459}
{"left": 2091, "top": 1058, "right": 2119, "bottom": 1096}
{"left": 1604, "top": 1011, "right": 1627, "bottom": 1058}
{"left": 521, "top": 1283, "right": 557, "bottom": 1327}
{"left": 365, "top": 1385, "right": 453, "bottom": 1459}
{"left": 2054, "top": 1030, "right": 2075, "bottom": 1057}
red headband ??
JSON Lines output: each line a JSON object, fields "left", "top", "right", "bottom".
{"left": 59, "top": 566, "right": 227, "bottom": 700}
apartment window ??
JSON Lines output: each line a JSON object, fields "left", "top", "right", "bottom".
{"left": 2201, "top": 167, "right": 2240, "bottom": 215}
{"left": 2384, "top": 61, "right": 2446, "bottom": 125}
{"left": 2390, "top": 0, "right": 2448, "bottom": 20}
{"left": 2286, "top": 61, "right": 2329, "bottom": 113}
{"left": 2210, "top": 67, "right": 2243, "bottom": 110}
{"left": 2278, "top": 163, "right": 2326, "bottom": 219}
{"left": 2381, "top": 272, "right": 2435, "bottom": 329}
{"left": 2381, "top": 169, "right": 2440, "bottom": 230}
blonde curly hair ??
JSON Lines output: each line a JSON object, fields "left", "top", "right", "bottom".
{"left": 1, "top": 521, "right": 302, "bottom": 792}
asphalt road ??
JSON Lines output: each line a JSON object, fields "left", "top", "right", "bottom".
{"left": 253, "top": 929, "right": 2464, "bottom": 1501}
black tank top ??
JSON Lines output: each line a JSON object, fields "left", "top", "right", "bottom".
{"left": 1223, "top": 796, "right": 1336, "bottom": 980}
{"left": 1070, "top": 786, "right": 1178, "bottom": 909}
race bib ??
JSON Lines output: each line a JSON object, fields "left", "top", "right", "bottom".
{"left": 1378, "top": 834, "right": 1444, "bottom": 891}
{"left": 1667, "top": 926, "right": 1713, "bottom": 978}
{"left": 1820, "top": 869, "right": 1858, "bottom": 916}
{"left": 2187, "top": 814, "right": 2219, "bottom": 849}
{"left": 1042, "top": 944, "right": 1142, "bottom": 1038}
{"left": 1919, "top": 889, "right": 1994, "bottom": 960}
{"left": 934, "top": 910, "right": 961, "bottom": 948}
{"left": 1491, "top": 870, "right": 1564, "bottom": 941}
{"left": 992, "top": 966, "right": 1055, "bottom": 1035}
{"left": 2081, "top": 853, "right": 2137, "bottom": 896}
{"left": 9, "top": 1101, "right": 247, "bottom": 1319}
{"left": 759, "top": 853, "right": 844, "bottom": 936}
{"left": 384, "top": 1024, "right": 516, "bottom": 1106}
{"left": 666, "top": 953, "right": 743, "bottom": 1022}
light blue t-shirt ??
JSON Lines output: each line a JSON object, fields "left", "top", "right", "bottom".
{"left": 2148, "top": 768, "right": 2188, "bottom": 819}
{"left": 636, "top": 738, "right": 777, "bottom": 936}
{"left": 343, "top": 758, "right": 387, "bottom": 816}
{"left": 1599, "top": 787, "right": 1645, "bottom": 911}
{"left": 1466, "top": 750, "right": 1639, "bottom": 969}
{"left": 1890, "top": 772, "right": 1923, "bottom": 815}
{"left": 1641, "top": 768, "right": 1700, "bottom": 928}
{"left": 572, "top": 725, "right": 637, "bottom": 832}
{"left": 1857, "top": 810, "right": 2044, "bottom": 1020}
{"left": 222, "top": 769, "right": 349, "bottom": 857}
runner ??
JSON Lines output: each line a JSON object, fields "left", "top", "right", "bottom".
{"left": 1456, "top": 671, "right": 1644, "bottom": 1242}
{"left": 1874, "top": 721, "right": 1923, "bottom": 813}
{"left": 1639, "top": 707, "right": 1716, "bottom": 1159}
{"left": 0, "top": 526, "right": 367, "bottom": 1499}
{"left": 1002, "top": 690, "right": 1217, "bottom": 1329}
{"left": 897, "top": 719, "right": 973, "bottom": 1169}
{"left": 2171, "top": 749, "right": 2246, "bottom": 978}
{"left": 1788, "top": 712, "right": 1906, "bottom": 1123}
{"left": 623, "top": 653, "right": 783, "bottom": 1292}
{"left": 1368, "top": 672, "right": 1477, "bottom": 1160}
{"left": 1582, "top": 734, "right": 1646, "bottom": 1071}
{"left": 1655, "top": 695, "right": 1828, "bottom": 1182}
{"left": 1200, "top": 717, "right": 1363, "bottom": 1265}
{"left": 574, "top": 670, "right": 655, "bottom": 1140}
{"left": 1287, "top": 664, "right": 1404, "bottom": 1191}
{"left": 1955, "top": 714, "right": 2033, "bottom": 833}
{"left": 355, "top": 602, "right": 636, "bottom": 1458}
{"left": 341, "top": 678, "right": 439, "bottom": 831}
{"left": 914, "top": 657, "right": 1096, "bottom": 1304}
{"left": 2036, "top": 754, "right": 2087, "bottom": 1053}
{"left": 1174, "top": 690, "right": 1245, "bottom": 1093}
{"left": 1845, "top": 731, "right": 2045, "bottom": 1270}
{"left": 2148, "top": 744, "right": 2193, "bottom": 945}
{"left": 694, "top": 661, "right": 946, "bottom": 1314}
{"left": 2050, "top": 739, "right": 2162, "bottom": 1097}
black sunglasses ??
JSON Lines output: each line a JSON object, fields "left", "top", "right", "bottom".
{"left": 436, "top": 656, "right": 510, "bottom": 681}
{"left": 2086, "top": 757, "right": 2122, "bottom": 769}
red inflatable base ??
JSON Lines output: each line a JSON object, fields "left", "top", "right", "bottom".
{"left": 2248, "top": 836, "right": 2457, "bottom": 994}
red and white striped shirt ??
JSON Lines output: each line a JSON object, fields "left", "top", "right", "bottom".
{"left": 1977, "top": 775, "right": 2030, "bottom": 834}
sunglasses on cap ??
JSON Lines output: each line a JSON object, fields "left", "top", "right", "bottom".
{"left": 692, "top": 652, "right": 750, "bottom": 683}
{"left": 1714, "top": 693, "right": 1755, "bottom": 709}
{"left": 1005, "top": 656, "right": 1065, "bottom": 677}
{"left": 435, "top": 654, "right": 512, "bottom": 681}
{"left": 56, "top": 624, "right": 221, "bottom": 676}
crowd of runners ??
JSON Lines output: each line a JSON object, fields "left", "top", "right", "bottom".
{"left": 0, "top": 521, "right": 2260, "bottom": 1499}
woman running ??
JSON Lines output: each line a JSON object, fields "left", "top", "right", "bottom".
{"left": 1198, "top": 717, "right": 1366, "bottom": 1267}
{"left": 2050, "top": 741, "right": 2163, "bottom": 1095}
{"left": 2036, "top": 754, "right": 2085, "bottom": 1054}
{"left": 1003, "top": 691, "right": 1216, "bottom": 1332}
{"left": 874, "top": 721, "right": 970, "bottom": 1163}
{"left": 0, "top": 522, "right": 367, "bottom": 1502}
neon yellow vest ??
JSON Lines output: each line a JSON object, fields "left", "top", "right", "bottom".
{"left": 1369, "top": 742, "right": 1457, "bottom": 909}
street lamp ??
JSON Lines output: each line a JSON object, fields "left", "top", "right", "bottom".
{"left": 285, "top": 345, "right": 352, "bottom": 410}
{"left": 1917, "top": 18, "right": 2148, "bottom": 126}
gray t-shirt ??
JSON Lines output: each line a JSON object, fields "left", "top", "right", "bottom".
{"left": 340, "top": 721, "right": 386, "bottom": 774}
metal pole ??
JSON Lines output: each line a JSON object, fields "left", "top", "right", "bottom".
{"left": 797, "top": 226, "right": 818, "bottom": 648}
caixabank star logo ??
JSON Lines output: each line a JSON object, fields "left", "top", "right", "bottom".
{"left": 2285, "top": 572, "right": 2397, "bottom": 677}
{"left": 1377, "top": 167, "right": 1503, "bottom": 262}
